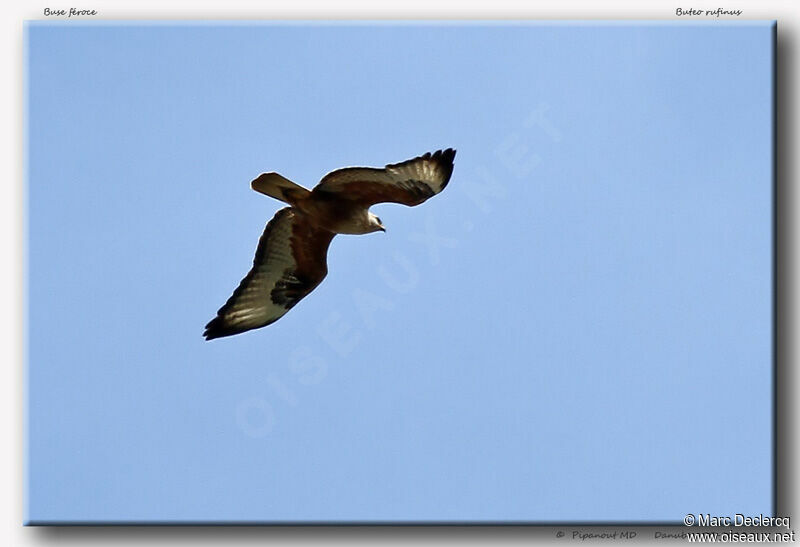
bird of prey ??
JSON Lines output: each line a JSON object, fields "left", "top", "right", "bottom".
{"left": 204, "top": 149, "right": 456, "bottom": 340}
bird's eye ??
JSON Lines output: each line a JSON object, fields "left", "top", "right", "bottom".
{"left": 376, "top": 217, "right": 381, "bottom": 224}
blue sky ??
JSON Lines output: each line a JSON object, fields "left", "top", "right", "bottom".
{"left": 26, "top": 21, "right": 774, "bottom": 523}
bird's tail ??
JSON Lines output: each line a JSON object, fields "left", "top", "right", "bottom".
{"left": 251, "top": 173, "right": 311, "bottom": 205}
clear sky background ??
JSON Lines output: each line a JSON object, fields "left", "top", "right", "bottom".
{"left": 26, "top": 22, "right": 774, "bottom": 523}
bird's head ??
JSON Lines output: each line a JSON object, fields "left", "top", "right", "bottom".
{"left": 368, "top": 212, "right": 386, "bottom": 233}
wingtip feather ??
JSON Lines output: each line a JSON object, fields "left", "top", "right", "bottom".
{"left": 203, "top": 317, "right": 226, "bottom": 341}
{"left": 203, "top": 316, "right": 246, "bottom": 341}
{"left": 430, "top": 148, "right": 456, "bottom": 187}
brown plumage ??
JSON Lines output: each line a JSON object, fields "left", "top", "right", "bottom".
{"left": 204, "top": 149, "right": 456, "bottom": 340}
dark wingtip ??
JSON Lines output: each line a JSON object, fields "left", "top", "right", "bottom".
{"left": 203, "top": 317, "right": 228, "bottom": 341}
{"left": 425, "top": 148, "right": 456, "bottom": 161}
{"left": 204, "top": 315, "right": 267, "bottom": 341}
{"left": 431, "top": 148, "right": 456, "bottom": 188}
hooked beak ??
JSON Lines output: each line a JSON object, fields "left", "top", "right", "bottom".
{"left": 378, "top": 225, "right": 386, "bottom": 233}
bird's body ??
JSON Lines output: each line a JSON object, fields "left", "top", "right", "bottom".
{"left": 291, "top": 192, "right": 377, "bottom": 235}
{"left": 204, "top": 149, "right": 456, "bottom": 340}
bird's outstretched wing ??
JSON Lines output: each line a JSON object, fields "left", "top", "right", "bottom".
{"left": 311, "top": 148, "right": 456, "bottom": 207}
{"left": 204, "top": 208, "right": 335, "bottom": 340}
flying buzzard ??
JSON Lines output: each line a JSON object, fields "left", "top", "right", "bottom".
{"left": 204, "top": 149, "right": 456, "bottom": 340}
